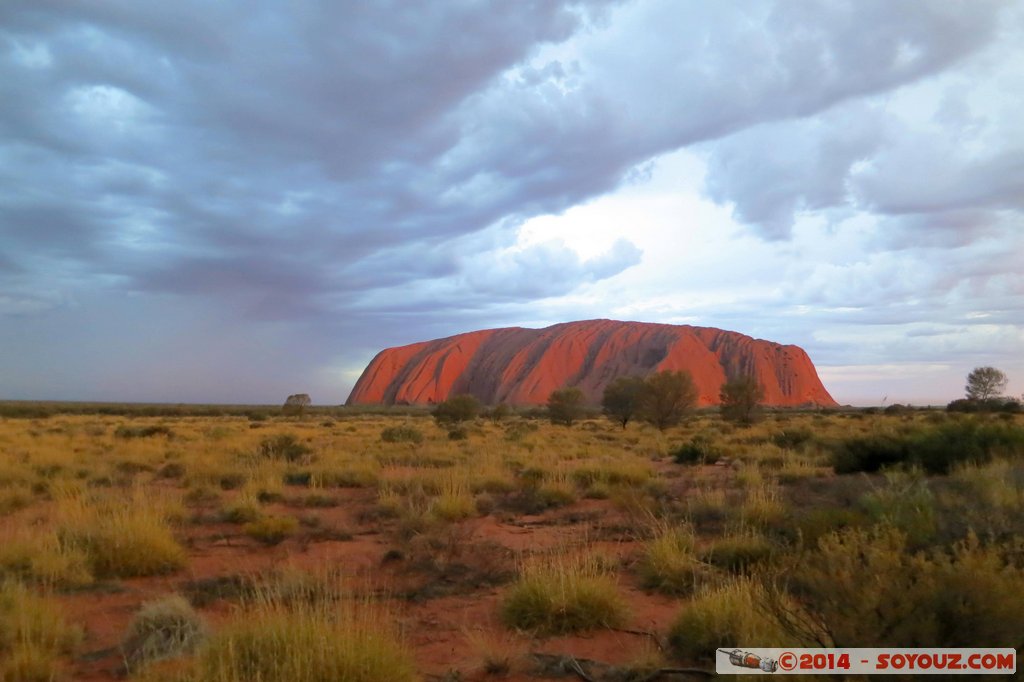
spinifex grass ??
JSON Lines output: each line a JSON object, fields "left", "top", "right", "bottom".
{"left": 164, "top": 570, "right": 415, "bottom": 682}
{"left": 0, "top": 527, "right": 93, "bottom": 589}
{"left": 0, "top": 580, "right": 83, "bottom": 681}
{"left": 637, "top": 522, "right": 708, "bottom": 596}
{"left": 500, "top": 550, "right": 627, "bottom": 634}
{"left": 668, "top": 575, "right": 789, "bottom": 662}
{"left": 429, "top": 470, "right": 476, "bottom": 522}
{"left": 54, "top": 487, "right": 187, "bottom": 578}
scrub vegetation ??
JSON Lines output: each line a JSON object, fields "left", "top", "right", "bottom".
{"left": 0, "top": 399, "right": 1021, "bottom": 680}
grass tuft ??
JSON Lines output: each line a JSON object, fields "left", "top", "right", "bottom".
{"left": 0, "top": 580, "right": 82, "bottom": 681}
{"left": 637, "top": 523, "right": 708, "bottom": 596}
{"left": 500, "top": 551, "right": 627, "bottom": 634}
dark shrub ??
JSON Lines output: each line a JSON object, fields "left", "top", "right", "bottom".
{"left": 831, "top": 420, "right": 1024, "bottom": 475}
{"left": 831, "top": 434, "right": 910, "bottom": 474}
{"left": 771, "top": 427, "right": 814, "bottom": 450}
{"left": 115, "top": 425, "right": 174, "bottom": 439}
{"left": 257, "top": 434, "right": 312, "bottom": 462}
{"left": 484, "top": 402, "right": 511, "bottom": 423}
{"left": 547, "top": 387, "right": 585, "bottom": 426}
{"left": 283, "top": 471, "right": 313, "bottom": 486}
{"left": 672, "top": 435, "right": 721, "bottom": 465}
{"left": 914, "top": 420, "right": 1024, "bottom": 474}
{"left": 432, "top": 394, "right": 480, "bottom": 426}
{"left": 218, "top": 473, "right": 246, "bottom": 490}
{"left": 156, "top": 462, "right": 186, "bottom": 479}
{"left": 380, "top": 425, "right": 424, "bottom": 444}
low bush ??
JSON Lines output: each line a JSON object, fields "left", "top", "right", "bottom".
{"left": 947, "top": 397, "right": 1021, "bottom": 414}
{"left": 832, "top": 420, "right": 1024, "bottom": 475}
{"left": 156, "top": 462, "right": 186, "bottom": 479}
{"left": 447, "top": 426, "right": 468, "bottom": 441}
{"left": 115, "top": 424, "right": 175, "bottom": 439}
{"left": 831, "top": 433, "right": 909, "bottom": 474}
{"left": 780, "top": 525, "right": 1024, "bottom": 647}
{"left": 771, "top": 427, "right": 814, "bottom": 450}
{"left": 257, "top": 434, "right": 312, "bottom": 463}
{"left": 244, "top": 516, "right": 298, "bottom": 545}
{"left": 432, "top": 395, "right": 479, "bottom": 426}
{"left": 380, "top": 425, "right": 424, "bottom": 444}
{"left": 221, "top": 495, "right": 262, "bottom": 524}
{"left": 122, "top": 595, "right": 208, "bottom": 671}
{"left": 672, "top": 435, "right": 721, "bottom": 465}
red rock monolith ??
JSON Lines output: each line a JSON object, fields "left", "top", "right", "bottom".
{"left": 346, "top": 319, "right": 837, "bottom": 407}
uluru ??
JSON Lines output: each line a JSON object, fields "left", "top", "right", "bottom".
{"left": 346, "top": 319, "right": 836, "bottom": 408}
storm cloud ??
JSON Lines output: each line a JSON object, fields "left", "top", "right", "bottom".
{"left": 1, "top": 0, "right": 1021, "bottom": 404}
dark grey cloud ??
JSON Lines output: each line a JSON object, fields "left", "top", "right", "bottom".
{"left": 698, "top": 3, "right": 1022, "bottom": 244}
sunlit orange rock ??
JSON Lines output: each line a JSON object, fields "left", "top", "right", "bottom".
{"left": 346, "top": 319, "right": 837, "bottom": 407}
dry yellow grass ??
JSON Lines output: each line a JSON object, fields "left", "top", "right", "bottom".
{"left": 0, "top": 408, "right": 1019, "bottom": 678}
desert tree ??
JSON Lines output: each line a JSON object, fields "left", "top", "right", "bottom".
{"left": 547, "top": 387, "right": 586, "bottom": 426}
{"left": 282, "top": 393, "right": 311, "bottom": 418}
{"left": 638, "top": 370, "right": 698, "bottom": 431}
{"left": 965, "top": 367, "right": 1008, "bottom": 401}
{"left": 432, "top": 394, "right": 480, "bottom": 426}
{"left": 601, "top": 376, "right": 646, "bottom": 429}
{"left": 719, "top": 375, "right": 766, "bottom": 425}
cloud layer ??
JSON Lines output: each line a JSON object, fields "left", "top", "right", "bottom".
{"left": 1, "top": 0, "right": 1020, "bottom": 404}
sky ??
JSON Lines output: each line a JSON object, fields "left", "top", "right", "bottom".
{"left": 1, "top": 0, "right": 1022, "bottom": 407}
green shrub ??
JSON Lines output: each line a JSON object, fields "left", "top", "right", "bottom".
{"left": 832, "top": 420, "right": 1024, "bottom": 475}
{"left": 790, "top": 507, "right": 866, "bottom": 547}
{"left": 380, "top": 425, "right": 424, "bottom": 444}
{"left": 672, "top": 436, "right": 720, "bottom": 465}
{"left": 831, "top": 434, "right": 909, "bottom": 474}
{"left": 780, "top": 526, "right": 1024, "bottom": 647}
{"left": 547, "top": 387, "right": 586, "bottom": 426}
{"left": 486, "top": 402, "right": 511, "bottom": 423}
{"left": 432, "top": 395, "right": 479, "bottom": 426}
{"left": 914, "top": 420, "right": 1024, "bottom": 474}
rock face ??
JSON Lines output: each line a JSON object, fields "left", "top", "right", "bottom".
{"left": 346, "top": 319, "right": 837, "bottom": 407}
